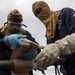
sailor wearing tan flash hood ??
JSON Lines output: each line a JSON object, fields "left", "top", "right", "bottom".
{"left": 0, "top": 9, "right": 41, "bottom": 75}
{"left": 32, "top": 1, "right": 75, "bottom": 75}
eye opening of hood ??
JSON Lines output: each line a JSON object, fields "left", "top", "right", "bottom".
{"left": 34, "top": 8, "right": 42, "bottom": 17}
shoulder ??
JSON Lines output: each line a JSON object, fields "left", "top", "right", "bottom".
{"left": 61, "top": 7, "right": 74, "bottom": 14}
{"left": 24, "top": 30, "right": 33, "bottom": 39}
{"left": 59, "top": 7, "right": 75, "bottom": 19}
{"left": 24, "top": 30, "right": 32, "bottom": 36}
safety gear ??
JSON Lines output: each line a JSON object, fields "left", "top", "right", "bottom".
{"left": 7, "top": 26, "right": 21, "bottom": 34}
{"left": 34, "top": 44, "right": 60, "bottom": 70}
{"left": 6, "top": 8, "right": 23, "bottom": 34}
{"left": 32, "top": 1, "right": 60, "bottom": 39}
{"left": 7, "top": 21, "right": 22, "bottom": 30}
{"left": 34, "top": 33, "right": 75, "bottom": 70}
{"left": 0, "top": 25, "right": 26, "bottom": 37}
{"left": 2, "top": 9, "right": 27, "bottom": 35}
{"left": 3, "top": 34, "right": 27, "bottom": 48}
{"left": 7, "top": 9, "right": 23, "bottom": 21}
{"left": 7, "top": 20, "right": 27, "bottom": 34}
{"left": 8, "top": 20, "right": 22, "bottom": 26}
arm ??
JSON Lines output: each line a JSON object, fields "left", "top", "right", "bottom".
{"left": 34, "top": 33, "right": 75, "bottom": 70}
{"left": 25, "top": 31, "right": 41, "bottom": 53}
{"left": 19, "top": 31, "right": 41, "bottom": 60}
{"left": 55, "top": 33, "right": 75, "bottom": 54}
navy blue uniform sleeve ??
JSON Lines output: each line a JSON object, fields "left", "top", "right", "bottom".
{"left": 62, "top": 8, "right": 75, "bottom": 34}
{"left": 25, "top": 31, "right": 41, "bottom": 54}
{"left": 25, "top": 31, "right": 37, "bottom": 43}
{"left": 0, "top": 32, "right": 4, "bottom": 48}
{"left": 0, "top": 33, "right": 9, "bottom": 49}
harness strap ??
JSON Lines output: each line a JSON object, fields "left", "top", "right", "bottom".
{"left": 55, "top": 65, "right": 60, "bottom": 75}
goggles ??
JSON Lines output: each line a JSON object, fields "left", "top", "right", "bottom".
{"left": 4, "top": 21, "right": 27, "bottom": 29}
{"left": 7, "top": 21, "right": 22, "bottom": 29}
{"left": 8, "top": 21, "right": 22, "bottom": 25}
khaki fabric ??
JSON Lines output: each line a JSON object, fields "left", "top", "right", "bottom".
{"left": 32, "top": 1, "right": 60, "bottom": 39}
{"left": 0, "top": 24, "right": 25, "bottom": 37}
{"left": 55, "top": 33, "right": 75, "bottom": 54}
{"left": 34, "top": 43, "right": 60, "bottom": 70}
{"left": 34, "top": 33, "right": 75, "bottom": 70}
{"left": 7, "top": 9, "right": 23, "bottom": 21}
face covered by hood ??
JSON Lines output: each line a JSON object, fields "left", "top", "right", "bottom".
{"left": 7, "top": 19, "right": 22, "bottom": 34}
{"left": 0, "top": 9, "right": 26, "bottom": 37}
{"left": 32, "top": 1, "right": 60, "bottom": 39}
{"left": 7, "top": 9, "right": 23, "bottom": 34}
